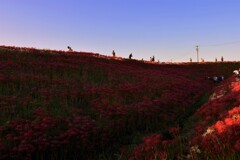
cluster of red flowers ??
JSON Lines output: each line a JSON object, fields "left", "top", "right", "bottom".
{"left": 0, "top": 107, "right": 99, "bottom": 159}
{"left": 125, "top": 77, "right": 240, "bottom": 160}
{"left": 128, "top": 127, "right": 181, "bottom": 160}
{"left": 129, "top": 133, "right": 169, "bottom": 160}
{"left": 191, "top": 76, "right": 240, "bottom": 159}
{"left": 0, "top": 46, "right": 239, "bottom": 159}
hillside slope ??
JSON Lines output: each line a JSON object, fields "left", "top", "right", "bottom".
{"left": 0, "top": 46, "right": 239, "bottom": 160}
{"left": 127, "top": 75, "right": 240, "bottom": 160}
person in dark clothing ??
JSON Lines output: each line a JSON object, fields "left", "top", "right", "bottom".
{"left": 221, "top": 56, "right": 224, "bottom": 62}
{"left": 217, "top": 76, "right": 224, "bottom": 82}
{"left": 207, "top": 76, "right": 224, "bottom": 83}
{"left": 152, "top": 56, "right": 155, "bottom": 62}
{"left": 67, "top": 46, "right": 73, "bottom": 51}
{"left": 129, "top": 53, "right": 133, "bottom": 59}
{"left": 112, "top": 50, "right": 116, "bottom": 57}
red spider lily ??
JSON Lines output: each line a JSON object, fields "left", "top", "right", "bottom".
{"left": 190, "top": 76, "right": 240, "bottom": 159}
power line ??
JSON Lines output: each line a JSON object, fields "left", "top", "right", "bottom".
{"left": 199, "top": 40, "right": 240, "bottom": 47}
{"left": 162, "top": 39, "right": 240, "bottom": 62}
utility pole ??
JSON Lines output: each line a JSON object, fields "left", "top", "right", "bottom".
{"left": 196, "top": 45, "right": 199, "bottom": 62}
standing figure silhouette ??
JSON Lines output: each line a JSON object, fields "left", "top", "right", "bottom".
{"left": 129, "top": 53, "right": 133, "bottom": 59}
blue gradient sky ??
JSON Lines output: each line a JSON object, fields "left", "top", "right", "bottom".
{"left": 1, "top": 0, "right": 240, "bottom": 62}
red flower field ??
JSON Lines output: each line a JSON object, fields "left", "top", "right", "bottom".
{"left": 128, "top": 75, "right": 240, "bottom": 160}
{"left": 0, "top": 46, "right": 239, "bottom": 159}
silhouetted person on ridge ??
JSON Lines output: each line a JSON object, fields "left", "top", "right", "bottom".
{"left": 112, "top": 50, "right": 116, "bottom": 57}
{"left": 150, "top": 56, "right": 155, "bottom": 62}
{"left": 215, "top": 58, "right": 217, "bottom": 62}
{"left": 67, "top": 46, "right": 73, "bottom": 52}
{"left": 190, "top": 58, "right": 192, "bottom": 63}
{"left": 129, "top": 53, "right": 133, "bottom": 59}
{"left": 221, "top": 56, "right": 224, "bottom": 62}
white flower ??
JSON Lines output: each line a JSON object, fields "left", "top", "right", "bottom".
{"left": 202, "top": 127, "right": 215, "bottom": 137}
{"left": 190, "top": 145, "right": 201, "bottom": 154}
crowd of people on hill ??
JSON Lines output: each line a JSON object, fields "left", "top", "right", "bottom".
{"left": 111, "top": 49, "right": 238, "bottom": 83}
{"left": 207, "top": 75, "right": 224, "bottom": 83}
{"left": 67, "top": 47, "right": 228, "bottom": 64}
{"left": 150, "top": 56, "right": 155, "bottom": 62}
{"left": 111, "top": 50, "right": 157, "bottom": 62}
{"left": 206, "top": 68, "right": 240, "bottom": 83}
{"left": 214, "top": 56, "right": 224, "bottom": 62}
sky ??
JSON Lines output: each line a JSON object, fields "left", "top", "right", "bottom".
{"left": 1, "top": 0, "right": 240, "bottom": 62}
